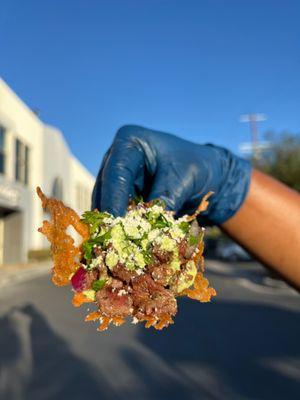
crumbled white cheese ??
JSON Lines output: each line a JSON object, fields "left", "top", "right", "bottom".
{"left": 90, "top": 255, "right": 104, "bottom": 268}
{"left": 117, "top": 289, "right": 127, "bottom": 296}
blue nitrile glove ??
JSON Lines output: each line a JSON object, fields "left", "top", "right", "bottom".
{"left": 92, "top": 125, "right": 252, "bottom": 225}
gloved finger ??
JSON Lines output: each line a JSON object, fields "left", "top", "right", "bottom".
{"left": 99, "top": 138, "right": 145, "bottom": 216}
{"left": 147, "top": 162, "right": 195, "bottom": 213}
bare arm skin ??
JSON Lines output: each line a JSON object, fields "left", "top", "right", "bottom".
{"left": 222, "top": 169, "right": 300, "bottom": 288}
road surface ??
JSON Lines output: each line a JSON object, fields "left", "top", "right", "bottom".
{"left": 0, "top": 260, "right": 299, "bottom": 400}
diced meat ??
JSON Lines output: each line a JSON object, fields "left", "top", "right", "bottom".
{"left": 132, "top": 274, "right": 163, "bottom": 294}
{"left": 179, "top": 239, "right": 188, "bottom": 259}
{"left": 93, "top": 246, "right": 103, "bottom": 257}
{"left": 111, "top": 263, "right": 136, "bottom": 283}
{"left": 148, "top": 263, "right": 175, "bottom": 286}
{"left": 111, "top": 278, "right": 124, "bottom": 289}
{"left": 97, "top": 262, "right": 109, "bottom": 280}
{"left": 152, "top": 246, "right": 172, "bottom": 264}
{"left": 144, "top": 291, "right": 177, "bottom": 316}
{"left": 96, "top": 287, "right": 133, "bottom": 318}
{"left": 83, "top": 269, "right": 99, "bottom": 290}
{"left": 130, "top": 275, "right": 153, "bottom": 309}
{"left": 131, "top": 275, "right": 177, "bottom": 318}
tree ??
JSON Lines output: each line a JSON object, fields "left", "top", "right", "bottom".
{"left": 254, "top": 132, "right": 300, "bottom": 192}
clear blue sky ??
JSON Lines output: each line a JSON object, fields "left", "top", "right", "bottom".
{"left": 1, "top": 0, "right": 299, "bottom": 176}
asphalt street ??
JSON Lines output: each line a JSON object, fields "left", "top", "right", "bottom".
{"left": 0, "top": 260, "right": 299, "bottom": 400}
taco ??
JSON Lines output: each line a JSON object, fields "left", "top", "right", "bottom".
{"left": 37, "top": 187, "right": 216, "bottom": 331}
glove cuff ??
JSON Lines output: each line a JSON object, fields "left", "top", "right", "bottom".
{"left": 203, "top": 147, "right": 252, "bottom": 225}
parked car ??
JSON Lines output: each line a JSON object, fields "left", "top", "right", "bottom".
{"left": 216, "top": 242, "right": 251, "bottom": 261}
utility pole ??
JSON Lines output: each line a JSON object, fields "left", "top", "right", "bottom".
{"left": 239, "top": 113, "right": 267, "bottom": 159}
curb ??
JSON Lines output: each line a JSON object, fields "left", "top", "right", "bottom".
{"left": 0, "top": 262, "right": 51, "bottom": 289}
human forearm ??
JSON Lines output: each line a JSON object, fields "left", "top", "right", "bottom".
{"left": 222, "top": 169, "right": 300, "bottom": 288}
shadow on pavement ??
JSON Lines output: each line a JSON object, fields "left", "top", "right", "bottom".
{"left": 0, "top": 304, "right": 114, "bottom": 400}
{"left": 0, "top": 301, "right": 299, "bottom": 400}
{"left": 121, "top": 300, "right": 300, "bottom": 400}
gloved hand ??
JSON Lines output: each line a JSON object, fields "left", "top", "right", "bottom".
{"left": 92, "top": 125, "right": 252, "bottom": 224}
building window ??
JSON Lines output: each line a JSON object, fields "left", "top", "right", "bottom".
{"left": 0, "top": 125, "right": 6, "bottom": 174}
{"left": 15, "top": 139, "right": 29, "bottom": 184}
{"left": 25, "top": 145, "right": 29, "bottom": 185}
{"left": 52, "top": 177, "right": 63, "bottom": 200}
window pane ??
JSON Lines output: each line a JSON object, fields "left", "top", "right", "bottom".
{"left": 0, "top": 126, "right": 5, "bottom": 174}
{"left": 25, "top": 146, "right": 29, "bottom": 185}
{"left": 52, "top": 177, "right": 63, "bottom": 200}
{"left": 0, "top": 126, "right": 5, "bottom": 150}
{"left": 0, "top": 154, "right": 4, "bottom": 174}
{"left": 15, "top": 139, "right": 21, "bottom": 181}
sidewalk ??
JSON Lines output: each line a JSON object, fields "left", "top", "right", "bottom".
{"left": 0, "top": 261, "right": 51, "bottom": 289}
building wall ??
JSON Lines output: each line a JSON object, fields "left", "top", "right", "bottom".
{"left": 3, "top": 211, "right": 23, "bottom": 264}
{"left": 0, "top": 78, "right": 95, "bottom": 263}
{"left": 42, "top": 125, "right": 72, "bottom": 202}
{"left": 70, "top": 156, "right": 95, "bottom": 215}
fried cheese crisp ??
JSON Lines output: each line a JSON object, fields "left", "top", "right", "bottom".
{"left": 37, "top": 187, "right": 216, "bottom": 330}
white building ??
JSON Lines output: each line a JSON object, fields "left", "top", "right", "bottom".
{"left": 0, "top": 78, "right": 95, "bottom": 264}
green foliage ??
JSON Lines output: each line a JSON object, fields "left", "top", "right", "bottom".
{"left": 82, "top": 230, "right": 112, "bottom": 261}
{"left": 132, "top": 194, "right": 144, "bottom": 204}
{"left": 178, "top": 221, "right": 190, "bottom": 233}
{"left": 82, "top": 241, "right": 93, "bottom": 261}
{"left": 188, "top": 232, "right": 204, "bottom": 246}
{"left": 92, "top": 279, "right": 106, "bottom": 291}
{"left": 81, "top": 211, "right": 110, "bottom": 235}
{"left": 254, "top": 132, "right": 300, "bottom": 192}
{"left": 145, "top": 212, "right": 171, "bottom": 229}
{"left": 142, "top": 251, "right": 153, "bottom": 265}
{"left": 188, "top": 235, "right": 198, "bottom": 246}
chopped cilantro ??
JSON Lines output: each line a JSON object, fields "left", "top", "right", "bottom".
{"left": 188, "top": 232, "right": 204, "bottom": 246}
{"left": 92, "top": 279, "right": 106, "bottom": 291}
{"left": 81, "top": 211, "right": 111, "bottom": 235}
{"left": 83, "top": 229, "right": 112, "bottom": 261}
{"left": 179, "top": 221, "right": 190, "bottom": 233}
{"left": 80, "top": 196, "right": 205, "bottom": 275}
{"left": 132, "top": 194, "right": 144, "bottom": 204}
{"left": 82, "top": 241, "right": 94, "bottom": 261}
{"left": 188, "top": 235, "right": 198, "bottom": 246}
{"left": 146, "top": 212, "right": 171, "bottom": 229}
{"left": 142, "top": 251, "right": 153, "bottom": 264}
